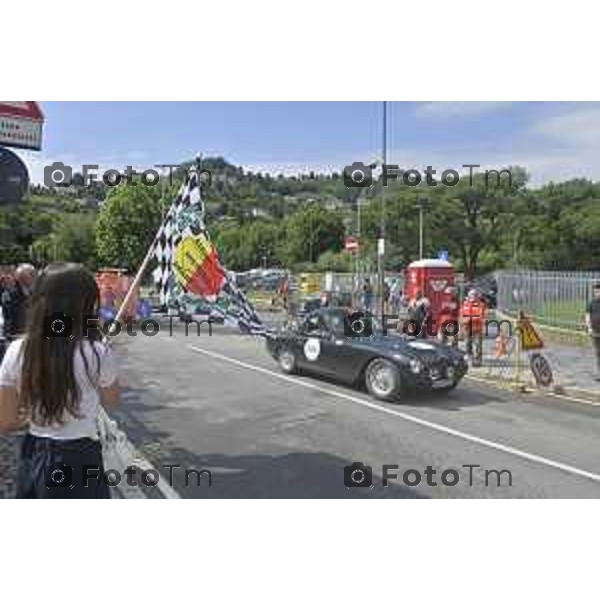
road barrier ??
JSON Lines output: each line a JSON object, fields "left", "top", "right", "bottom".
{"left": 97, "top": 409, "right": 179, "bottom": 499}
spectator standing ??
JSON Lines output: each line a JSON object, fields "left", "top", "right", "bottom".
{"left": 0, "top": 263, "right": 120, "bottom": 498}
{"left": 390, "top": 284, "right": 402, "bottom": 315}
{"left": 461, "top": 288, "right": 487, "bottom": 365}
{"left": 407, "top": 290, "right": 430, "bottom": 338}
{"left": 2, "top": 263, "right": 36, "bottom": 342}
{"left": 383, "top": 281, "right": 391, "bottom": 313}
{"left": 585, "top": 282, "right": 600, "bottom": 381}
{"left": 395, "top": 294, "right": 411, "bottom": 335}
{"left": 0, "top": 268, "right": 11, "bottom": 298}
{"left": 362, "top": 278, "right": 373, "bottom": 313}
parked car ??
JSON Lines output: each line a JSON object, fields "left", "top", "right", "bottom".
{"left": 178, "top": 298, "right": 225, "bottom": 325}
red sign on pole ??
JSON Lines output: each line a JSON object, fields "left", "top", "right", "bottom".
{"left": 0, "top": 101, "right": 44, "bottom": 150}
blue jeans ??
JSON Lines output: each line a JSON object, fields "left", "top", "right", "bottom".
{"left": 17, "top": 433, "right": 111, "bottom": 499}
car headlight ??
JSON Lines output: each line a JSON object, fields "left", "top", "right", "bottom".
{"left": 392, "top": 354, "right": 424, "bottom": 374}
{"left": 409, "top": 358, "right": 424, "bottom": 374}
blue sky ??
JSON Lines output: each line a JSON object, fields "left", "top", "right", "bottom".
{"left": 16, "top": 101, "right": 600, "bottom": 187}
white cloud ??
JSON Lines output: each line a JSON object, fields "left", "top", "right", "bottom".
{"left": 240, "top": 162, "right": 340, "bottom": 176}
{"left": 414, "top": 101, "right": 513, "bottom": 119}
{"left": 396, "top": 104, "right": 600, "bottom": 186}
{"left": 532, "top": 106, "right": 600, "bottom": 146}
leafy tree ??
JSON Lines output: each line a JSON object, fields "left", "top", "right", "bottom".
{"left": 284, "top": 205, "right": 345, "bottom": 264}
{"left": 316, "top": 250, "right": 352, "bottom": 272}
{"left": 432, "top": 166, "right": 528, "bottom": 279}
{"left": 213, "top": 220, "right": 284, "bottom": 270}
{"left": 31, "top": 213, "right": 96, "bottom": 267}
{"left": 56, "top": 213, "right": 97, "bottom": 266}
{"left": 95, "top": 184, "right": 166, "bottom": 271}
{"left": 361, "top": 187, "right": 422, "bottom": 268}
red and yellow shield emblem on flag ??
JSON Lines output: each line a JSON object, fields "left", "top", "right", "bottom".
{"left": 173, "top": 233, "right": 225, "bottom": 298}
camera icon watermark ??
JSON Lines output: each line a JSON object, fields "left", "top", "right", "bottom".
{"left": 343, "top": 311, "right": 373, "bottom": 338}
{"left": 44, "top": 463, "right": 74, "bottom": 488}
{"left": 343, "top": 162, "right": 373, "bottom": 188}
{"left": 44, "top": 312, "right": 74, "bottom": 338}
{"left": 344, "top": 462, "right": 373, "bottom": 488}
{"left": 44, "top": 162, "right": 73, "bottom": 187}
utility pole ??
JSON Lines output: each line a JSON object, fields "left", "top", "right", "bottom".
{"left": 415, "top": 196, "right": 428, "bottom": 260}
{"left": 378, "top": 101, "right": 387, "bottom": 318}
{"left": 196, "top": 152, "right": 203, "bottom": 189}
{"left": 418, "top": 203, "right": 424, "bottom": 260}
{"left": 310, "top": 211, "right": 314, "bottom": 263}
{"left": 354, "top": 189, "right": 365, "bottom": 306}
{"left": 160, "top": 166, "right": 167, "bottom": 221}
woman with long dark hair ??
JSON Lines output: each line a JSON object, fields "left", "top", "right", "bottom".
{"left": 0, "top": 263, "right": 120, "bottom": 498}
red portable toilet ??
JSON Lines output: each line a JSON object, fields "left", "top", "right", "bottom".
{"left": 405, "top": 259, "right": 456, "bottom": 334}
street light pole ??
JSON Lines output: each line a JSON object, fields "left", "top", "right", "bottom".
{"left": 356, "top": 191, "right": 362, "bottom": 305}
{"left": 415, "top": 196, "right": 427, "bottom": 260}
{"left": 378, "top": 101, "right": 387, "bottom": 318}
{"left": 419, "top": 203, "right": 424, "bottom": 260}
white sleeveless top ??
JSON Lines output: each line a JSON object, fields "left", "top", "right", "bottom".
{"left": 0, "top": 338, "right": 118, "bottom": 440}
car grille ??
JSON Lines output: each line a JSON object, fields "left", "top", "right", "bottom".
{"left": 421, "top": 355, "right": 448, "bottom": 379}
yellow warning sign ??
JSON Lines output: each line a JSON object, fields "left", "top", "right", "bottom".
{"left": 299, "top": 273, "right": 321, "bottom": 295}
{"left": 518, "top": 314, "right": 544, "bottom": 351}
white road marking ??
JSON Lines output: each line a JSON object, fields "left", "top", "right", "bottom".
{"left": 543, "top": 392, "right": 600, "bottom": 406}
{"left": 188, "top": 344, "right": 600, "bottom": 486}
{"left": 560, "top": 385, "right": 600, "bottom": 400}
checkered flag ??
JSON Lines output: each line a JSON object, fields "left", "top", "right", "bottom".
{"left": 215, "top": 280, "right": 266, "bottom": 335}
{"left": 153, "top": 171, "right": 202, "bottom": 305}
{"left": 152, "top": 169, "right": 265, "bottom": 335}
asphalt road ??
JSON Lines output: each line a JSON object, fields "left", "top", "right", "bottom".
{"left": 111, "top": 316, "right": 600, "bottom": 498}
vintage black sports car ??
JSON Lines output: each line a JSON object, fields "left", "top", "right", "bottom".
{"left": 266, "top": 308, "right": 468, "bottom": 401}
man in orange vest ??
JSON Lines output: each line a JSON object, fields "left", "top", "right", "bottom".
{"left": 438, "top": 286, "right": 460, "bottom": 347}
{"left": 460, "top": 289, "right": 487, "bottom": 365}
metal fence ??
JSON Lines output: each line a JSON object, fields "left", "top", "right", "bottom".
{"left": 285, "top": 272, "right": 404, "bottom": 296}
{"left": 496, "top": 270, "right": 600, "bottom": 331}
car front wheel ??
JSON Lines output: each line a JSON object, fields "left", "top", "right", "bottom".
{"left": 278, "top": 348, "right": 297, "bottom": 374}
{"left": 365, "top": 358, "right": 402, "bottom": 401}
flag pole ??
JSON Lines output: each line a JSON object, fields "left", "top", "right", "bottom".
{"left": 112, "top": 237, "right": 160, "bottom": 326}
